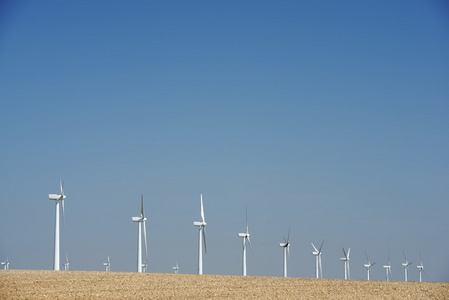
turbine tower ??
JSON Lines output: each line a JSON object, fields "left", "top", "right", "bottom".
{"left": 363, "top": 251, "right": 376, "bottom": 281}
{"left": 132, "top": 195, "right": 148, "bottom": 273}
{"left": 340, "top": 248, "right": 351, "bottom": 280}
{"left": 193, "top": 194, "right": 207, "bottom": 275}
{"left": 279, "top": 228, "right": 290, "bottom": 278}
{"left": 401, "top": 251, "right": 412, "bottom": 282}
{"left": 1, "top": 258, "right": 9, "bottom": 270}
{"left": 416, "top": 252, "right": 424, "bottom": 282}
{"left": 173, "top": 261, "right": 179, "bottom": 274}
{"left": 103, "top": 256, "right": 111, "bottom": 272}
{"left": 382, "top": 250, "right": 392, "bottom": 281}
{"left": 48, "top": 179, "right": 66, "bottom": 271}
{"left": 311, "top": 241, "right": 324, "bottom": 278}
{"left": 238, "top": 206, "right": 253, "bottom": 276}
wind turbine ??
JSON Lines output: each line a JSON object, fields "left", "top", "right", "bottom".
{"left": 401, "top": 251, "right": 412, "bottom": 282}
{"left": 48, "top": 179, "right": 66, "bottom": 271}
{"left": 382, "top": 250, "right": 392, "bottom": 281}
{"left": 416, "top": 252, "right": 424, "bottom": 282}
{"left": 363, "top": 251, "right": 376, "bottom": 281}
{"left": 311, "top": 241, "right": 324, "bottom": 278}
{"left": 279, "top": 228, "right": 290, "bottom": 277}
{"left": 238, "top": 206, "right": 253, "bottom": 276}
{"left": 132, "top": 195, "right": 148, "bottom": 273}
{"left": 1, "top": 258, "right": 9, "bottom": 270}
{"left": 64, "top": 253, "right": 69, "bottom": 271}
{"left": 340, "top": 248, "right": 351, "bottom": 280}
{"left": 103, "top": 256, "right": 111, "bottom": 272}
{"left": 173, "top": 261, "right": 179, "bottom": 274}
{"left": 193, "top": 194, "right": 207, "bottom": 275}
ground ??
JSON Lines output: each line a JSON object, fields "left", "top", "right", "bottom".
{"left": 1, "top": 270, "right": 448, "bottom": 299}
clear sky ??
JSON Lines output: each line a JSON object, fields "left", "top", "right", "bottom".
{"left": 1, "top": 1, "right": 448, "bottom": 282}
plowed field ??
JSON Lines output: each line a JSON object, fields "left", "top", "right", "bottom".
{"left": 1, "top": 270, "right": 448, "bottom": 299}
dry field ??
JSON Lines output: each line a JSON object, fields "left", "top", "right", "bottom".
{"left": 1, "top": 270, "right": 448, "bottom": 299}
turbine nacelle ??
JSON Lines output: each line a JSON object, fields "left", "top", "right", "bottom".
{"left": 193, "top": 221, "right": 207, "bottom": 227}
{"left": 49, "top": 194, "right": 66, "bottom": 201}
{"left": 238, "top": 233, "right": 249, "bottom": 238}
{"left": 132, "top": 216, "right": 147, "bottom": 222}
{"left": 279, "top": 242, "right": 290, "bottom": 247}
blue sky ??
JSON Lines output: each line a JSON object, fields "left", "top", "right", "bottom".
{"left": 1, "top": 1, "right": 448, "bottom": 282}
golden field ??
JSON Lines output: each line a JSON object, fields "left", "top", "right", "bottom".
{"left": 1, "top": 270, "right": 448, "bottom": 299}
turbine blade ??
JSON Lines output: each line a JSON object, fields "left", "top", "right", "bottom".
{"left": 143, "top": 220, "right": 148, "bottom": 261}
{"left": 287, "top": 227, "right": 290, "bottom": 243}
{"left": 247, "top": 236, "right": 254, "bottom": 256}
{"left": 245, "top": 206, "right": 248, "bottom": 234}
{"left": 311, "top": 243, "right": 318, "bottom": 252}
{"left": 202, "top": 226, "right": 207, "bottom": 253}
{"left": 347, "top": 248, "right": 351, "bottom": 258}
{"left": 342, "top": 248, "right": 347, "bottom": 258}
{"left": 365, "top": 250, "right": 369, "bottom": 262}
{"left": 319, "top": 240, "right": 325, "bottom": 253}
{"left": 287, "top": 245, "right": 290, "bottom": 260}
{"left": 319, "top": 255, "right": 323, "bottom": 277}
{"left": 141, "top": 195, "right": 144, "bottom": 218}
{"left": 200, "top": 194, "right": 205, "bottom": 223}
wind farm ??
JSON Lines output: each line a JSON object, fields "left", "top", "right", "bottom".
{"left": 1, "top": 1, "right": 449, "bottom": 298}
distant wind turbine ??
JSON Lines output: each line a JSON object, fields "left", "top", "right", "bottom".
{"left": 104, "top": 256, "right": 111, "bottom": 272}
{"left": 311, "top": 241, "right": 324, "bottom": 278}
{"left": 64, "top": 253, "right": 70, "bottom": 271}
{"left": 132, "top": 195, "right": 148, "bottom": 273}
{"left": 363, "top": 251, "right": 376, "bottom": 281}
{"left": 382, "top": 250, "right": 392, "bottom": 281}
{"left": 1, "top": 258, "right": 9, "bottom": 270}
{"left": 401, "top": 251, "right": 412, "bottom": 282}
{"left": 173, "top": 261, "right": 179, "bottom": 274}
{"left": 340, "top": 248, "right": 351, "bottom": 280}
{"left": 279, "top": 228, "right": 290, "bottom": 278}
{"left": 193, "top": 194, "right": 207, "bottom": 275}
{"left": 416, "top": 252, "right": 425, "bottom": 282}
{"left": 238, "top": 206, "right": 253, "bottom": 276}
{"left": 48, "top": 179, "right": 67, "bottom": 271}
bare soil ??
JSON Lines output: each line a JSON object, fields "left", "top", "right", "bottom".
{"left": 1, "top": 270, "right": 448, "bottom": 299}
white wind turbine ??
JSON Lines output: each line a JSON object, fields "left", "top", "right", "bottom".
{"left": 103, "top": 256, "right": 111, "bottom": 272}
{"left": 311, "top": 241, "right": 324, "bottom": 278}
{"left": 416, "top": 252, "right": 425, "bottom": 282}
{"left": 48, "top": 179, "right": 67, "bottom": 271}
{"left": 1, "top": 258, "right": 9, "bottom": 270}
{"left": 401, "top": 251, "right": 412, "bottom": 282}
{"left": 382, "top": 250, "right": 392, "bottom": 281}
{"left": 173, "top": 261, "right": 179, "bottom": 274}
{"left": 279, "top": 228, "right": 290, "bottom": 278}
{"left": 363, "top": 251, "right": 376, "bottom": 281}
{"left": 238, "top": 207, "right": 253, "bottom": 276}
{"left": 64, "top": 253, "right": 69, "bottom": 271}
{"left": 132, "top": 195, "right": 148, "bottom": 273}
{"left": 193, "top": 194, "right": 207, "bottom": 275}
{"left": 340, "top": 248, "right": 351, "bottom": 280}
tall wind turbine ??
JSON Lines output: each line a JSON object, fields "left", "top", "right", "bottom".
{"left": 363, "top": 251, "right": 376, "bottom": 281}
{"left": 279, "top": 228, "right": 290, "bottom": 277}
{"left": 1, "top": 258, "right": 9, "bottom": 270}
{"left": 103, "top": 256, "right": 111, "bottom": 272}
{"left": 311, "top": 241, "right": 324, "bottom": 278}
{"left": 401, "top": 251, "right": 412, "bottom": 282}
{"left": 382, "top": 250, "right": 392, "bottom": 281}
{"left": 340, "top": 248, "right": 351, "bottom": 280}
{"left": 193, "top": 194, "right": 207, "bottom": 275}
{"left": 416, "top": 252, "right": 424, "bottom": 282}
{"left": 132, "top": 195, "right": 148, "bottom": 273}
{"left": 238, "top": 206, "right": 252, "bottom": 276}
{"left": 48, "top": 179, "right": 66, "bottom": 271}
{"left": 173, "top": 261, "right": 179, "bottom": 274}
